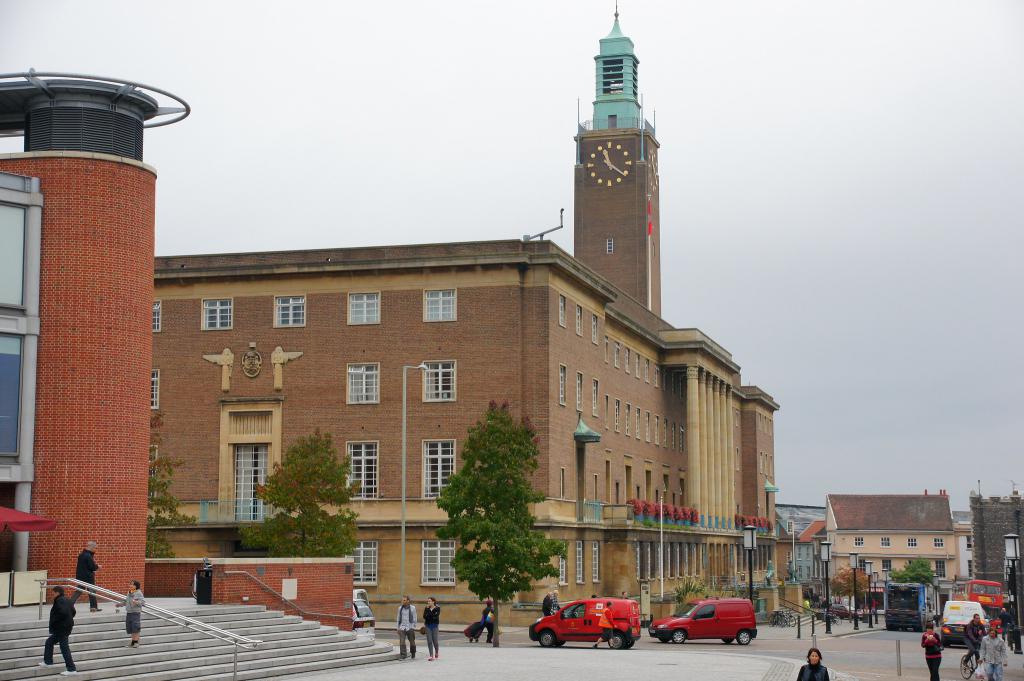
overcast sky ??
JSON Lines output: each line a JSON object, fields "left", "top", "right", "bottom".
{"left": 3, "top": 1, "right": 1022, "bottom": 511}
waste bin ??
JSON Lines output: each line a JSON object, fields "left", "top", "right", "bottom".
{"left": 195, "top": 568, "right": 213, "bottom": 605}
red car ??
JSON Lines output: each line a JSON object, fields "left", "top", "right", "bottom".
{"left": 529, "top": 598, "right": 641, "bottom": 649}
{"left": 648, "top": 597, "right": 757, "bottom": 645}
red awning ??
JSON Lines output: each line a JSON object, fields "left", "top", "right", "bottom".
{"left": 0, "top": 506, "right": 57, "bottom": 532}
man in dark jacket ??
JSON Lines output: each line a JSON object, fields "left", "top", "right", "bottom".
{"left": 542, "top": 591, "right": 554, "bottom": 617}
{"left": 74, "top": 540, "right": 101, "bottom": 612}
{"left": 40, "top": 586, "right": 77, "bottom": 673}
{"left": 965, "top": 613, "right": 986, "bottom": 664}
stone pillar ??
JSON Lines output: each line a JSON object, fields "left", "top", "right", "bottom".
{"left": 685, "top": 367, "right": 701, "bottom": 509}
{"left": 726, "top": 386, "right": 735, "bottom": 528}
{"left": 708, "top": 377, "right": 718, "bottom": 528}
{"left": 698, "top": 370, "right": 709, "bottom": 524}
{"left": 718, "top": 381, "right": 728, "bottom": 529}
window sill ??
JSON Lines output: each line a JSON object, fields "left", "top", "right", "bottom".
{"left": 346, "top": 400, "right": 381, "bottom": 406}
{"left": 348, "top": 320, "right": 381, "bottom": 326}
{"left": 420, "top": 582, "right": 456, "bottom": 587}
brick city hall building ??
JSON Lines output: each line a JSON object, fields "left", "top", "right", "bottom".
{"left": 147, "top": 15, "right": 781, "bottom": 615}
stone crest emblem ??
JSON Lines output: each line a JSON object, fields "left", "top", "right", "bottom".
{"left": 241, "top": 344, "right": 263, "bottom": 378}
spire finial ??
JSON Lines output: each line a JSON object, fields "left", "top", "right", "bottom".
{"left": 614, "top": 0, "right": 619, "bottom": 21}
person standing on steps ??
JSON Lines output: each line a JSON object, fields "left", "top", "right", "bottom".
{"left": 40, "top": 586, "right": 78, "bottom": 675}
{"left": 424, "top": 597, "right": 441, "bottom": 661}
{"left": 921, "top": 622, "right": 942, "bottom": 681}
{"left": 980, "top": 625, "right": 1009, "bottom": 681}
{"left": 795, "top": 647, "right": 828, "bottom": 681}
{"left": 396, "top": 595, "right": 417, "bottom": 660}
{"left": 73, "top": 540, "right": 101, "bottom": 612}
{"left": 124, "top": 581, "right": 145, "bottom": 647}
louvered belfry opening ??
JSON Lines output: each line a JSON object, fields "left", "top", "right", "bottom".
{"left": 27, "top": 105, "right": 144, "bottom": 160}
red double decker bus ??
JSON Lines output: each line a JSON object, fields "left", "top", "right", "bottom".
{"left": 963, "top": 579, "right": 1004, "bottom": 621}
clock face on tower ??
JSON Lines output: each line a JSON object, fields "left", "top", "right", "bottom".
{"left": 586, "top": 141, "right": 633, "bottom": 187}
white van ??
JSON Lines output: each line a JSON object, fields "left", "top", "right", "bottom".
{"left": 940, "top": 600, "right": 986, "bottom": 647}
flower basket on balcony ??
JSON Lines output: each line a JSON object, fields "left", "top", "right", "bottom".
{"left": 628, "top": 498, "right": 644, "bottom": 522}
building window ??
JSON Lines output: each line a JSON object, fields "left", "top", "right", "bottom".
{"left": 613, "top": 342, "right": 621, "bottom": 368}
{"left": 275, "top": 295, "right": 305, "bottom": 327}
{"left": 635, "top": 353, "right": 640, "bottom": 377}
{"left": 592, "top": 379, "right": 599, "bottom": 416}
{"left": 614, "top": 400, "right": 621, "bottom": 431}
{"left": 606, "top": 238, "right": 614, "bottom": 254}
{"left": 0, "top": 204, "right": 25, "bottom": 307}
{"left": 654, "top": 415, "right": 660, "bottom": 445}
{"left": 575, "top": 372, "right": 583, "bottom": 411}
{"left": 202, "top": 298, "right": 233, "bottom": 330}
{"left": 575, "top": 305, "right": 582, "bottom": 335}
{"left": 881, "top": 558, "right": 892, "bottom": 572}
{"left": 354, "top": 541, "right": 378, "bottom": 584}
{"left": 604, "top": 336, "right": 610, "bottom": 362}
{"left": 347, "top": 363, "right": 380, "bottom": 404}
{"left": 624, "top": 403, "right": 631, "bottom": 436}
{"left": 644, "top": 359, "right": 650, "bottom": 382}
{"left": 558, "top": 365, "right": 567, "bottom": 405}
{"left": 592, "top": 541, "right": 601, "bottom": 582}
{"left": 559, "top": 468, "right": 566, "bottom": 498}
{"left": 423, "top": 440, "right": 455, "bottom": 497}
{"left": 907, "top": 537, "right": 917, "bottom": 548}
{"left": 348, "top": 292, "right": 380, "bottom": 324}
{"left": 152, "top": 300, "right": 162, "bottom": 332}
{"left": 0, "top": 335, "right": 22, "bottom": 453}
{"left": 934, "top": 560, "right": 946, "bottom": 578}
{"left": 881, "top": 536, "right": 891, "bottom": 548}
{"left": 635, "top": 408, "right": 641, "bottom": 439}
{"left": 854, "top": 536, "right": 864, "bottom": 547}
{"left": 424, "top": 361, "right": 456, "bottom": 401}
{"left": 625, "top": 348, "right": 631, "bottom": 374}
{"left": 645, "top": 411, "right": 651, "bottom": 441}
{"left": 967, "top": 559, "right": 972, "bottom": 577}
{"left": 635, "top": 543, "right": 641, "bottom": 577}
{"left": 424, "top": 289, "right": 456, "bottom": 322}
{"left": 654, "top": 366, "right": 659, "bottom": 387}
{"left": 559, "top": 556, "right": 567, "bottom": 585}
{"left": 234, "top": 443, "right": 267, "bottom": 521}
{"left": 150, "top": 369, "right": 160, "bottom": 410}
{"left": 933, "top": 537, "right": 944, "bottom": 549}
{"left": 591, "top": 314, "right": 599, "bottom": 344}
{"left": 575, "top": 540, "right": 585, "bottom": 583}
{"left": 558, "top": 295, "right": 566, "bottom": 327}
{"left": 348, "top": 442, "right": 378, "bottom": 499}
{"left": 422, "top": 540, "right": 456, "bottom": 584}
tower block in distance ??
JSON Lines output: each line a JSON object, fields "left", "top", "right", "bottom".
{"left": 574, "top": 13, "right": 661, "bottom": 315}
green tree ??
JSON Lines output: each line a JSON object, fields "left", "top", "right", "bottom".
{"left": 147, "top": 414, "right": 195, "bottom": 558}
{"left": 240, "top": 431, "right": 357, "bottom": 557}
{"left": 830, "top": 565, "right": 870, "bottom": 600}
{"left": 436, "top": 402, "right": 564, "bottom": 647}
{"left": 890, "top": 558, "right": 935, "bottom": 585}
{"left": 674, "top": 576, "right": 707, "bottom": 607}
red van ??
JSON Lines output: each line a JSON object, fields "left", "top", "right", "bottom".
{"left": 529, "top": 598, "right": 642, "bottom": 649}
{"left": 649, "top": 597, "right": 757, "bottom": 645}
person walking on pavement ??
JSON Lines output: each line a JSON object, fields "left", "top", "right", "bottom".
{"left": 424, "top": 597, "right": 440, "bottom": 661}
{"left": 550, "top": 590, "right": 559, "bottom": 613}
{"left": 980, "top": 626, "right": 1009, "bottom": 681}
{"left": 966, "top": 613, "right": 986, "bottom": 665}
{"left": 73, "top": 540, "right": 101, "bottom": 612}
{"left": 542, "top": 591, "right": 554, "bottom": 617}
{"left": 997, "top": 605, "right": 1013, "bottom": 645}
{"left": 39, "top": 586, "right": 78, "bottom": 675}
{"left": 795, "top": 647, "right": 828, "bottom": 681}
{"left": 921, "top": 622, "right": 942, "bottom": 681}
{"left": 123, "top": 581, "right": 145, "bottom": 647}
{"left": 396, "top": 595, "right": 417, "bottom": 660}
{"left": 480, "top": 598, "right": 495, "bottom": 644}
{"left": 593, "top": 601, "right": 616, "bottom": 649}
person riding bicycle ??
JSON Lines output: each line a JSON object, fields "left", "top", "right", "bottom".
{"left": 964, "top": 613, "right": 986, "bottom": 665}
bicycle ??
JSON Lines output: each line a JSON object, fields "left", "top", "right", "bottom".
{"left": 960, "top": 651, "right": 979, "bottom": 680}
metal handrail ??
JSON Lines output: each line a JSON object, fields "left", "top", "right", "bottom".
{"left": 38, "top": 578, "right": 260, "bottom": 681}
{"left": 221, "top": 570, "right": 344, "bottom": 622}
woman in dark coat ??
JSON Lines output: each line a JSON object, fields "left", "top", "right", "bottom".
{"left": 796, "top": 648, "right": 829, "bottom": 681}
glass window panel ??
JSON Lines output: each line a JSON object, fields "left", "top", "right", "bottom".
{"left": 0, "top": 205, "right": 25, "bottom": 307}
{"left": 0, "top": 335, "right": 22, "bottom": 452}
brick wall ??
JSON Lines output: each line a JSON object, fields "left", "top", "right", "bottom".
{"left": 0, "top": 154, "right": 155, "bottom": 591}
{"left": 144, "top": 559, "right": 198, "bottom": 597}
{"left": 970, "top": 495, "right": 1024, "bottom": 597}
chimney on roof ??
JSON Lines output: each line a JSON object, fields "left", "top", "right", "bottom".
{"left": 925, "top": 489, "right": 929, "bottom": 495}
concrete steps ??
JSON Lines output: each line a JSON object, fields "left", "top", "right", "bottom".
{"left": 2, "top": 604, "right": 397, "bottom": 680}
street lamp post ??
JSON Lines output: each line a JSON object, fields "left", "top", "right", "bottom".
{"left": 821, "top": 541, "right": 833, "bottom": 634}
{"left": 1005, "top": 533, "right": 1021, "bottom": 654}
{"left": 850, "top": 551, "right": 860, "bottom": 631}
{"left": 882, "top": 568, "right": 889, "bottom": 629}
{"left": 743, "top": 525, "right": 757, "bottom": 606}
{"left": 864, "top": 561, "right": 874, "bottom": 628}
{"left": 931, "top": 575, "right": 940, "bottom": 625}
{"left": 400, "top": 363, "right": 428, "bottom": 598}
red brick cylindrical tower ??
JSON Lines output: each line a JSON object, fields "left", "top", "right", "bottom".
{"left": 0, "top": 72, "right": 188, "bottom": 592}
{"left": 0, "top": 154, "right": 155, "bottom": 588}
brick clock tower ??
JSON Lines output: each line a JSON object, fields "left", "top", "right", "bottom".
{"left": 574, "top": 12, "right": 661, "bottom": 315}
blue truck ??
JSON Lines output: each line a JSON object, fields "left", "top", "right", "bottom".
{"left": 885, "top": 582, "right": 928, "bottom": 632}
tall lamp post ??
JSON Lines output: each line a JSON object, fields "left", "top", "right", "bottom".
{"left": 850, "top": 551, "right": 860, "bottom": 631}
{"left": 744, "top": 525, "right": 757, "bottom": 605}
{"left": 1005, "top": 533, "right": 1021, "bottom": 654}
{"left": 882, "top": 568, "right": 889, "bottom": 628}
{"left": 931, "top": 575, "right": 940, "bottom": 624}
{"left": 864, "top": 561, "right": 874, "bottom": 628}
{"left": 400, "top": 363, "right": 427, "bottom": 598}
{"left": 821, "top": 540, "right": 833, "bottom": 634}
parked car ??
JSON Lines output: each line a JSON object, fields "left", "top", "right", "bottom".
{"left": 941, "top": 601, "right": 987, "bottom": 648}
{"left": 352, "top": 591, "right": 375, "bottom": 640}
{"left": 648, "top": 597, "right": 757, "bottom": 645}
{"left": 827, "top": 604, "right": 852, "bottom": 620}
{"left": 528, "top": 597, "right": 641, "bottom": 649}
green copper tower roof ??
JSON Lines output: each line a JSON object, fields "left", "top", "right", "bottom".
{"left": 592, "top": 9, "right": 641, "bottom": 130}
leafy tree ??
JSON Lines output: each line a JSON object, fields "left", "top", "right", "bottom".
{"left": 890, "top": 558, "right": 935, "bottom": 585}
{"left": 147, "top": 413, "right": 195, "bottom": 558}
{"left": 674, "top": 576, "right": 707, "bottom": 606}
{"left": 830, "top": 565, "right": 870, "bottom": 600}
{"left": 240, "top": 431, "right": 357, "bottom": 557}
{"left": 436, "top": 402, "right": 565, "bottom": 647}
